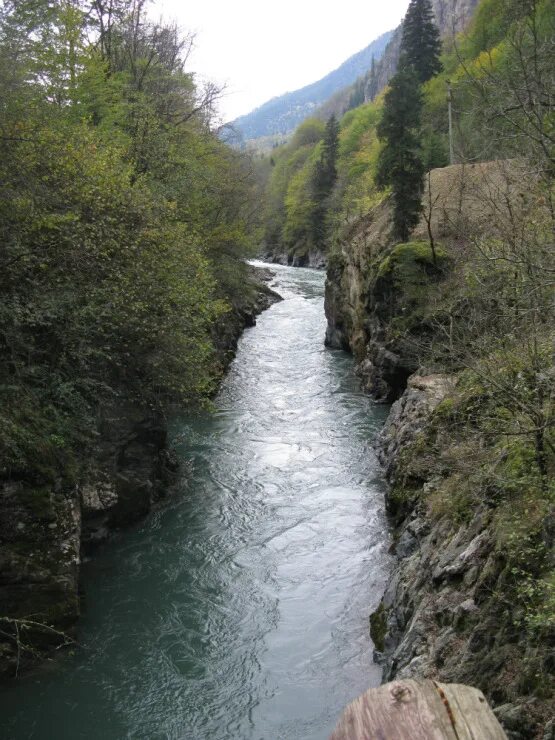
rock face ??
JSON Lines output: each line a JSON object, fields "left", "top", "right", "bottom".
{"left": 0, "top": 482, "right": 81, "bottom": 677}
{"left": 325, "top": 159, "right": 553, "bottom": 736}
{"left": 325, "top": 162, "right": 520, "bottom": 401}
{"left": 372, "top": 374, "right": 553, "bottom": 739}
{"left": 0, "top": 267, "right": 281, "bottom": 678}
{"left": 370, "top": 0, "right": 479, "bottom": 100}
{"left": 264, "top": 248, "right": 327, "bottom": 270}
{"left": 324, "top": 208, "right": 445, "bottom": 402}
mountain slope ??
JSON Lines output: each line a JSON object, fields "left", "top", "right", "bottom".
{"left": 318, "top": 0, "right": 480, "bottom": 121}
{"left": 230, "top": 31, "right": 393, "bottom": 142}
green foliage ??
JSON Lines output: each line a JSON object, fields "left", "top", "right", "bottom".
{"left": 263, "top": 125, "right": 323, "bottom": 249}
{"left": 376, "top": 67, "right": 426, "bottom": 242}
{"left": 399, "top": 365, "right": 555, "bottom": 636}
{"left": 423, "top": 0, "right": 555, "bottom": 165}
{"left": 369, "top": 602, "right": 388, "bottom": 652}
{"left": 262, "top": 0, "right": 554, "bottom": 255}
{"left": 337, "top": 100, "right": 385, "bottom": 217}
{"left": 401, "top": 0, "right": 442, "bottom": 83}
{"left": 0, "top": 1, "right": 260, "bottom": 481}
{"left": 310, "top": 115, "right": 340, "bottom": 247}
{"left": 290, "top": 118, "right": 326, "bottom": 148}
{"left": 283, "top": 150, "right": 319, "bottom": 250}
{"left": 374, "top": 0, "right": 443, "bottom": 241}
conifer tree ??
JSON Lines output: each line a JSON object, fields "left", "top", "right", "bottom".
{"left": 375, "top": 0, "right": 442, "bottom": 242}
{"left": 310, "top": 115, "right": 340, "bottom": 247}
{"left": 366, "top": 56, "right": 378, "bottom": 102}
{"left": 348, "top": 77, "right": 365, "bottom": 110}
{"left": 376, "top": 66, "right": 425, "bottom": 242}
{"left": 401, "top": 0, "right": 442, "bottom": 83}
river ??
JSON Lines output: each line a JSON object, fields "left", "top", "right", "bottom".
{"left": 0, "top": 264, "right": 391, "bottom": 740}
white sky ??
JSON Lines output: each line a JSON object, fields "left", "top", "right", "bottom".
{"left": 151, "top": 0, "right": 410, "bottom": 122}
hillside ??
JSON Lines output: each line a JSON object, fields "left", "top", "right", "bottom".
{"left": 229, "top": 31, "right": 392, "bottom": 144}
{"left": 260, "top": 0, "right": 507, "bottom": 267}
{"left": 318, "top": 0, "right": 480, "bottom": 127}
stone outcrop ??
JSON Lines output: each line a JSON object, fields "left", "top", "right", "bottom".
{"left": 0, "top": 266, "right": 281, "bottom": 678}
{"left": 371, "top": 374, "right": 554, "bottom": 739}
{"left": 264, "top": 248, "right": 327, "bottom": 270}
{"left": 325, "top": 162, "right": 523, "bottom": 401}
{"left": 324, "top": 209, "right": 444, "bottom": 402}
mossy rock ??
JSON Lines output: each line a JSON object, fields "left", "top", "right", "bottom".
{"left": 376, "top": 241, "right": 448, "bottom": 282}
{"left": 327, "top": 250, "right": 345, "bottom": 275}
{"left": 372, "top": 241, "right": 450, "bottom": 335}
{"left": 369, "top": 601, "right": 388, "bottom": 652}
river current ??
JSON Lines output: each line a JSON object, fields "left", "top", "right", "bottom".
{"left": 1, "top": 264, "right": 390, "bottom": 740}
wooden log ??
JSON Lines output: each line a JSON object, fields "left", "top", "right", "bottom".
{"left": 330, "top": 679, "right": 507, "bottom": 740}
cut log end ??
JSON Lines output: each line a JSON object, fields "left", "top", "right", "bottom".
{"left": 330, "top": 679, "right": 507, "bottom": 740}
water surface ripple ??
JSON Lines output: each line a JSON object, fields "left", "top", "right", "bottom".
{"left": 1, "top": 264, "right": 391, "bottom": 740}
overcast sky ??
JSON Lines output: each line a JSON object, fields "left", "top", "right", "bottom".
{"left": 152, "top": 0, "right": 410, "bottom": 122}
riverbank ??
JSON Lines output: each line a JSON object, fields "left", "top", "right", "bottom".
{"left": 0, "top": 265, "right": 281, "bottom": 680}
{"left": 324, "top": 162, "right": 555, "bottom": 738}
{"left": 370, "top": 374, "right": 554, "bottom": 739}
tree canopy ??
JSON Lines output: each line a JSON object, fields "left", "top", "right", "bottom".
{"left": 401, "top": 0, "right": 443, "bottom": 83}
{"left": 0, "top": 0, "right": 260, "bottom": 481}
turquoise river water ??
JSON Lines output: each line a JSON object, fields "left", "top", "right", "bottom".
{"left": 0, "top": 264, "right": 391, "bottom": 740}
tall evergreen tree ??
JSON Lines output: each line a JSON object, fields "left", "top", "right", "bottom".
{"left": 401, "top": 0, "right": 442, "bottom": 83}
{"left": 366, "top": 55, "right": 379, "bottom": 102}
{"left": 310, "top": 115, "right": 340, "bottom": 247}
{"left": 375, "top": 0, "right": 442, "bottom": 242}
{"left": 348, "top": 77, "right": 366, "bottom": 111}
{"left": 376, "top": 66, "right": 425, "bottom": 242}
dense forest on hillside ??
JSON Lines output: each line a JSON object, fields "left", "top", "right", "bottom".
{"left": 263, "top": 0, "right": 554, "bottom": 265}
{"left": 0, "top": 0, "right": 262, "bottom": 484}
{"left": 0, "top": 0, "right": 276, "bottom": 666}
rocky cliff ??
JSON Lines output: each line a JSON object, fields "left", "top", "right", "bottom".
{"left": 325, "top": 160, "right": 554, "bottom": 737}
{"left": 372, "top": 374, "right": 554, "bottom": 739}
{"left": 263, "top": 247, "right": 327, "bottom": 270}
{"left": 0, "top": 267, "right": 281, "bottom": 678}
{"left": 325, "top": 162, "right": 519, "bottom": 399}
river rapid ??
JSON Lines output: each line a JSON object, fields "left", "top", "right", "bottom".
{"left": 1, "top": 264, "right": 391, "bottom": 740}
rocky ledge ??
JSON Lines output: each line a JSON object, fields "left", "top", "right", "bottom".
{"left": 263, "top": 248, "right": 327, "bottom": 270}
{"left": 371, "top": 374, "right": 554, "bottom": 740}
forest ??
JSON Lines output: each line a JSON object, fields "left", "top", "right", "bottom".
{"left": 263, "top": 0, "right": 554, "bottom": 265}
{"left": 0, "top": 0, "right": 262, "bottom": 484}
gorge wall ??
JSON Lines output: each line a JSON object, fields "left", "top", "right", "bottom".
{"left": 0, "top": 267, "right": 281, "bottom": 679}
{"left": 325, "top": 162, "right": 555, "bottom": 738}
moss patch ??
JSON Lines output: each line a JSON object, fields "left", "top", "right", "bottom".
{"left": 376, "top": 240, "right": 448, "bottom": 281}
{"left": 369, "top": 601, "right": 388, "bottom": 652}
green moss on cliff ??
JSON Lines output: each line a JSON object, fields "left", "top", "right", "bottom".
{"left": 369, "top": 601, "right": 388, "bottom": 652}
{"left": 372, "top": 241, "right": 450, "bottom": 343}
{"left": 377, "top": 241, "right": 448, "bottom": 280}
